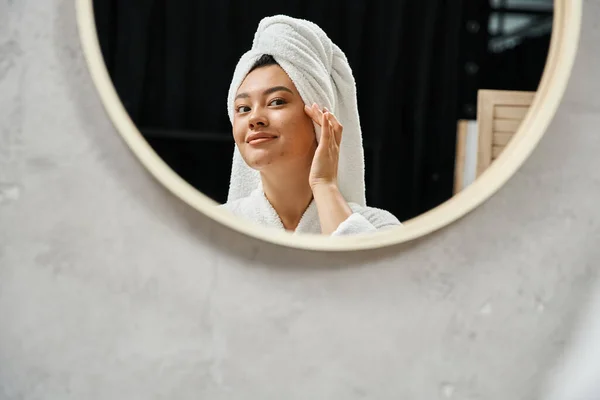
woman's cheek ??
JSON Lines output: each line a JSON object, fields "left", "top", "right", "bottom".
{"left": 232, "top": 120, "right": 244, "bottom": 143}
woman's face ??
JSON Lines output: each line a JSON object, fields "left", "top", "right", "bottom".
{"left": 232, "top": 65, "right": 317, "bottom": 171}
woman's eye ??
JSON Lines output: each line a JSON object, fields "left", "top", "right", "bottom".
{"left": 236, "top": 105, "right": 250, "bottom": 113}
{"left": 269, "top": 98, "right": 286, "bottom": 106}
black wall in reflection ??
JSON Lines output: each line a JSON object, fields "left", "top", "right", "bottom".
{"left": 94, "top": 0, "right": 551, "bottom": 221}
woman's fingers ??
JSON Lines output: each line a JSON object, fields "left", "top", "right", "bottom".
{"left": 320, "top": 110, "right": 331, "bottom": 144}
{"left": 303, "top": 104, "right": 317, "bottom": 124}
{"left": 305, "top": 104, "right": 342, "bottom": 145}
{"left": 323, "top": 108, "right": 342, "bottom": 145}
{"left": 303, "top": 104, "right": 318, "bottom": 124}
{"left": 304, "top": 103, "right": 324, "bottom": 126}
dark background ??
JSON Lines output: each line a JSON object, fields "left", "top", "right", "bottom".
{"left": 93, "top": 0, "right": 552, "bottom": 221}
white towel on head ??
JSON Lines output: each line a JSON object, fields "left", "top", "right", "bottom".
{"left": 226, "top": 14, "right": 366, "bottom": 207}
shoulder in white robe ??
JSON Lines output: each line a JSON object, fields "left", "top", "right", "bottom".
{"left": 221, "top": 189, "right": 402, "bottom": 236}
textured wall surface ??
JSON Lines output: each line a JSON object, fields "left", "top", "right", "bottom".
{"left": 1, "top": 0, "right": 599, "bottom": 399}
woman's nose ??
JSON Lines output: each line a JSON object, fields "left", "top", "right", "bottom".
{"left": 249, "top": 112, "right": 268, "bottom": 129}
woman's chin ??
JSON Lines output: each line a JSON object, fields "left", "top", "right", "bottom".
{"left": 244, "top": 155, "right": 278, "bottom": 171}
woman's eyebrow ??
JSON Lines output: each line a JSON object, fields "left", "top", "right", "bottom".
{"left": 235, "top": 86, "right": 293, "bottom": 100}
{"left": 263, "top": 86, "right": 293, "bottom": 96}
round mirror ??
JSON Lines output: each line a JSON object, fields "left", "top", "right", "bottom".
{"left": 76, "top": 0, "right": 581, "bottom": 250}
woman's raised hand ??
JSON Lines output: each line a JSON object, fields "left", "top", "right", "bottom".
{"left": 304, "top": 103, "right": 343, "bottom": 190}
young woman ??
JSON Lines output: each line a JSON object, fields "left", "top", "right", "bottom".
{"left": 222, "top": 16, "right": 401, "bottom": 236}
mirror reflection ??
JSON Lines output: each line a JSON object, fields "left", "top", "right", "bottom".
{"left": 94, "top": 0, "right": 553, "bottom": 235}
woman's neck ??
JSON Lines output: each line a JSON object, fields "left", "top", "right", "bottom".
{"left": 260, "top": 163, "right": 313, "bottom": 231}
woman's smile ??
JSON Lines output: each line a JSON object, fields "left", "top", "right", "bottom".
{"left": 249, "top": 137, "right": 277, "bottom": 145}
{"left": 246, "top": 131, "right": 278, "bottom": 145}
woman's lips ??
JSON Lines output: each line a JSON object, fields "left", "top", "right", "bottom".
{"left": 249, "top": 137, "right": 276, "bottom": 145}
{"left": 247, "top": 135, "right": 277, "bottom": 145}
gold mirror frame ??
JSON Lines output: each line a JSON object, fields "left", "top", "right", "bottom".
{"left": 76, "top": 0, "right": 582, "bottom": 251}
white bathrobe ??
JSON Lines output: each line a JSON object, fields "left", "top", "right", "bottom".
{"left": 222, "top": 188, "right": 401, "bottom": 236}
{"left": 221, "top": 15, "right": 402, "bottom": 235}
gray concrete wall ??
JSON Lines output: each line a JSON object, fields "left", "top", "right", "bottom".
{"left": 1, "top": 0, "right": 598, "bottom": 399}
